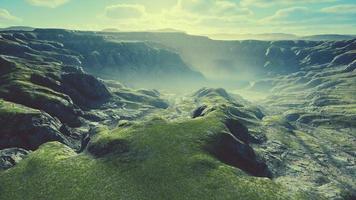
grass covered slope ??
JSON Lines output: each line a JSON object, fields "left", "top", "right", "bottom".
{"left": 0, "top": 110, "right": 308, "bottom": 200}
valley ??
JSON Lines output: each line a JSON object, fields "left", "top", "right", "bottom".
{"left": 0, "top": 29, "right": 355, "bottom": 200}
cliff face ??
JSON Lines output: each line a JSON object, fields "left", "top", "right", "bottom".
{"left": 100, "top": 31, "right": 356, "bottom": 81}
{"left": 42, "top": 29, "right": 204, "bottom": 87}
{"left": 0, "top": 29, "right": 205, "bottom": 89}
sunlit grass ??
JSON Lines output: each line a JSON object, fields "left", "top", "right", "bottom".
{"left": 0, "top": 112, "right": 307, "bottom": 200}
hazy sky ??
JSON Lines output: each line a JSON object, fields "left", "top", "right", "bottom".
{"left": 0, "top": 0, "right": 356, "bottom": 35}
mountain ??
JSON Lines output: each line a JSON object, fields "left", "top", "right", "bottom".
{"left": 148, "top": 28, "right": 185, "bottom": 33}
{"left": 102, "top": 28, "right": 184, "bottom": 33}
{"left": 208, "top": 33, "right": 356, "bottom": 41}
{"left": 208, "top": 33, "right": 299, "bottom": 41}
{"left": 0, "top": 28, "right": 355, "bottom": 200}
{"left": 101, "top": 28, "right": 121, "bottom": 32}
{"left": 0, "top": 26, "right": 35, "bottom": 31}
{"left": 301, "top": 34, "right": 356, "bottom": 41}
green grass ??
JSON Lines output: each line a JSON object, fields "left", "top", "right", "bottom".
{"left": 0, "top": 59, "right": 72, "bottom": 108}
{"left": 0, "top": 100, "right": 42, "bottom": 131}
{"left": 0, "top": 100, "right": 38, "bottom": 114}
{"left": 0, "top": 111, "right": 307, "bottom": 200}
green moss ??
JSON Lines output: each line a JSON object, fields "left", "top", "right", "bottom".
{"left": 0, "top": 100, "right": 38, "bottom": 114}
{"left": 0, "top": 59, "right": 71, "bottom": 108}
{"left": 0, "top": 111, "right": 308, "bottom": 200}
{"left": 113, "top": 88, "right": 168, "bottom": 109}
{"left": 0, "top": 101, "right": 45, "bottom": 132}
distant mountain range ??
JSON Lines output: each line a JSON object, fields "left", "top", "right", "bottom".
{"left": 0, "top": 26, "right": 35, "bottom": 31}
{"left": 1, "top": 26, "right": 354, "bottom": 41}
{"left": 100, "top": 27, "right": 356, "bottom": 41}
{"left": 300, "top": 34, "right": 356, "bottom": 41}
{"left": 208, "top": 33, "right": 356, "bottom": 41}
{"left": 208, "top": 33, "right": 299, "bottom": 41}
{"left": 101, "top": 28, "right": 184, "bottom": 33}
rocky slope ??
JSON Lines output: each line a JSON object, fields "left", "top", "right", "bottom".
{"left": 0, "top": 34, "right": 170, "bottom": 171}
{"left": 0, "top": 29, "right": 205, "bottom": 89}
{"left": 100, "top": 31, "right": 356, "bottom": 83}
{"left": 247, "top": 40, "right": 356, "bottom": 199}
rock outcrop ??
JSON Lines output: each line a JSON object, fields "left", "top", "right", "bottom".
{"left": 0, "top": 101, "right": 73, "bottom": 150}
{"left": 0, "top": 31, "right": 172, "bottom": 157}
{"left": 61, "top": 72, "right": 112, "bottom": 109}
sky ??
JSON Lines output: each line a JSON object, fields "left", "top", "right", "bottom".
{"left": 0, "top": 0, "right": 356, "bottom": 36}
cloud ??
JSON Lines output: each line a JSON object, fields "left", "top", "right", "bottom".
{"left": 241, "top": 0, "right": 336, "bottom": 7}
{"left": 260, "top": 7, "right": 314, "bottom": 24}
{"left": 100, "top": 1, "right": 253, "bottom": 33}
{"left": 321, "top": 4, "right": 356, "bottom": 14}
{"left": 0, "top": 8, "right": 21, "bottom": 22}
{"left": 98, "top": 0, "right": 355, "bottom": 35}
{"left": 178, "top": 0, "right": 252, "bottom": 17}
{"left": 257, "top": 5, "right": 356, "bottom": 34}
{"left": 158, "top": 0, "right": 254, "bottom": 32}
{"left": 104, "top": 4, "right": 146, "bottom": 19}
{"left": 25, "top": 0, "right": 69, "bottom": 8}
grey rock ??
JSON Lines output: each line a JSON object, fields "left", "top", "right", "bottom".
{"left": 61, "top": 72, "right": 112, "bottom": 109}
{"left": 0, "top": 102, "right": 78, "bottom": 150}
{"left": 192, "top": 105, "right": 208, "bottom": 118}
{"left": 0, "top": 148, "right": 30, "bottom": 170}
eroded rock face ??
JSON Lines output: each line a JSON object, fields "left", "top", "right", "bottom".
{"left": 61, "top": 73, "right": 112, "bottom": 109}
{"left": 225, "top": 119, "right": 251, "bottom": 144}
{"left": 24, "top": 29, "right": 205, "bottom": 88}
{"left": 0, "top": 101, "right": 74, "bottom": 150}
{"left": 0, "top": 148, "right": 29, "bottom": 170}
{"left": 264, "top": 45, "right": 299, "bottom": 74}
{"left": 206, "top": 129, "right": 272, "bottom": 178}
{"left": 192, "top": 105, "right": 208, "bottom": 118}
